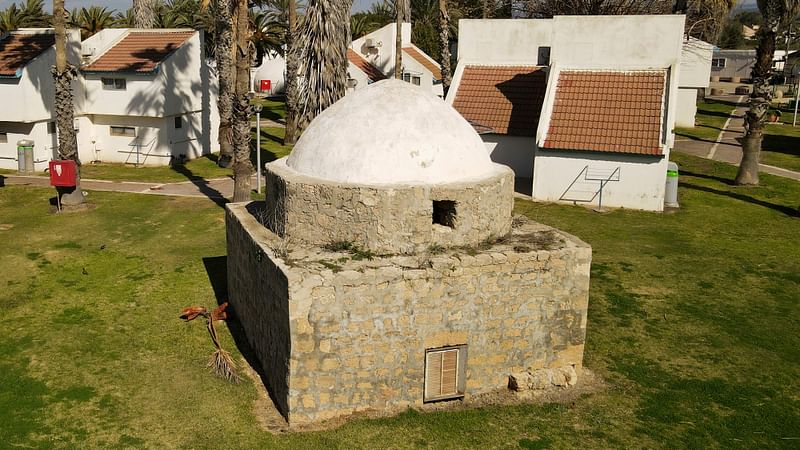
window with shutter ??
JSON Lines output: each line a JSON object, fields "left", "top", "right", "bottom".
{"left": 424, "top": 346, "right": 466, "bottom": 402}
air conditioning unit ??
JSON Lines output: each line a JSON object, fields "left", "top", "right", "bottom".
{"left": 81, "top": 46, "right": 95, "bottom": 58}
{"left": 365, "top": 38, "right": 376, "bottom": 48}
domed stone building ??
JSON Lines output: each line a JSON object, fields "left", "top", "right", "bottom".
{"left": 226, "top": 80, "right": 591, "bottom": 428}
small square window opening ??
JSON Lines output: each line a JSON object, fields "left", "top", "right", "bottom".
{"left": 174, "top": 117, "right": 182, "bottom": 129}
{"left": 424, "top": 345, "right": 467, "bottom": 402}
{"left": 432, "top": 200, "right": 457, "bottom": 228}
{"left": 0, "top": 132, "right": 7, "bottom": 143}
{"left": 47, "top": 122, "right": 56, "bottom": 134}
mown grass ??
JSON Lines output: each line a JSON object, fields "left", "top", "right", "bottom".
{"left": 674, "top": 100, "right": 736, "bottom": 141}
{"left": 0, "top": 153, "right": 798, "bottom": 448}
{"left": 762, "top": 111, "right": 800, "bottom": 172}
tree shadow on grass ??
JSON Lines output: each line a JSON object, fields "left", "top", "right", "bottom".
{"left": 680, "top": 170, "right": 736, "bottom": 186}
{"left": 680, "top": 182, "right": 798, "bottom": 217}
{"left": 170, "top": 163, "right": 229, "bottom": 209}
{"left": 762, "top": 134, "right": 800, "bottom": 157}
{"left": 0, "top": 175, "right": 4, "bottom": 187}
{"left": 202, "top": 256, "right": 279, "bottom": 413}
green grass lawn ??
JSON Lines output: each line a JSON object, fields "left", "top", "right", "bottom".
{"left": 762, "top": 110, "right": 800, "bottom": 172}
{"left": 1, "top": 153, "right": 798, "bottom": 448}
{"left": 252, "top": 97, "right": 287, "bottom": 123}
{"left": 675, "top": 100, "right": 736, "bottom": 141}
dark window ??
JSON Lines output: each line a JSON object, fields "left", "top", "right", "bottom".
{"left": 110, "top": 126, "right": 136, "bottom": 137}
{"left": 102, "top": 78, "right": 126, "bottom": 90}
{"left": 537, "top": 46, "right": 551, "bottom": 66}
{"left": 432, "top": 200, "right": 457, "bottom": 228}
{"left": 0, "top": 132, "right": 7, "bottom": 143}
{"left": 712, "top": 58, "right": 726, "bottom": 69}
{"left": 174, "top": 116, "right": 182, "bottom": 129}
{"left": 47, "top": 122, "right": 56, "bottom": 134}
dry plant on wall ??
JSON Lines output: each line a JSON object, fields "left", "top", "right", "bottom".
{"left": 179, "top": 303, "right": 241, "bottom": 383}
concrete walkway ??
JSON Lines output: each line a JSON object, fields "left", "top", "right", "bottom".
{"left": 1, "top": 173, "right": 258, "bottom": 203}
{"left": 674, "top": 95, "right": 800, "bottom": 181}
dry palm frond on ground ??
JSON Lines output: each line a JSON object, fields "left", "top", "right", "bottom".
{"left": 179, "top": 302, "right": 241, "bottom": 383}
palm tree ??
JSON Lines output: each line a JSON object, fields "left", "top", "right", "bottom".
{"left": 52, "top": 0, "right": 83, "bottom": 205}
{"left": 280, "top": 0, "right": 301, "bottom": 145}
{"left": 133, "top": 0, "right": 156, "bottom": 28}
{"left": 295, "top": 0, "right": 352, "bottom": 131}
{"left": 208, "top": 0, "right": 235, "bottom": 168}
{"left": 350, "top": 14, "right": 380, "bottom": 40}
{"left": 250, "top": 9, "right": 286, "bottom": 63}
{"left": 113, "top": 8, "right": 135, "bottom": 27}
{"left": 736, "top": 0, "right": 800, "bottom": 185}
{"left": 69, "top": 6, "right": 116, "bottom": 40}
{"left": 439, "top": 0, "right": 451, "bottom": 95}
{"left": 395, "top": 0, "right": 403, "bottom": 79}
{"left": 0, "top": 0, "right": 51, "bottom": 32}
{"left": 230, "top": 0, "right": 255, "bottom": 202}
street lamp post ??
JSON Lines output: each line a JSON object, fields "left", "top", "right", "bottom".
{"left": 254, "top": 104, "right": 263, "bottom": 194}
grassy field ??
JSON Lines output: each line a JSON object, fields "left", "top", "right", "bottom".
{"left": 0, "top": 153, "right": 798, "bottom": 448}
{"left": 675, "top": 100, "right": 736, "bottom": 141}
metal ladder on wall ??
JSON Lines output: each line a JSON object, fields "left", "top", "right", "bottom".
{"left": 559, "top": 165, "right": 621, "bottom": 211}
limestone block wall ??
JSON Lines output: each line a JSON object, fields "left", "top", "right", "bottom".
{"left": 226, "top": 202, "right": 591, "bottom": 427}
{"left": 265, "top": 158, "right": 514, "bottom": 254}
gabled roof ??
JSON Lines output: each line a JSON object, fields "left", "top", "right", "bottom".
{"left": 541, "top": 70, "right": 666, "bottom": 155}
{"left": 347, "top": 49, "right": 386, "bottom": 82}
{"left": 402, "top": 46, "right": 441, "bottom": 80}
{"left": 0, "top": 32, "right": 54, "bottom": 77}
{"left": 83, "top": 30, "right": 194, "bottom": 73}
{"left": 451, "top": 65, "right": 547, "bottom": 137}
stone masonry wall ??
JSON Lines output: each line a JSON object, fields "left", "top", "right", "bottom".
{"left": 227, "top": 203, "right": 591, "bottom": 427}
{"left": 265, "top": 159, "right": 514, "bottom": 254}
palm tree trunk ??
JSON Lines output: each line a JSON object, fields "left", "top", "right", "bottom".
{"left": 132, "top": 0, "right": 156, "bottom": 28}
{"left": 439, "top": 0, "right": 451, "bottom": 96}
{"left": 231, "top": 0, "right": 254, "bottom": 202}
{"left": 736, "top": 23, "right": 778, "bottom": 185}
{"left": 52, "top": 0, "right": 83, "bottom": 205}
{"left": 215, "top": 0, "right": 234, "bottom": 168}
{"left": 283, "top": 0, "right": 299, "bottom": 145}
{"left": 395, "top": 0, "right": 402, "bottom": 79}
{"left": 482, "top": 0, "right": 491, "bottom": 18}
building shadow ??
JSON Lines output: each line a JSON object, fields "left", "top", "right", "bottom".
{"left": 763, "top": 133, "right": 800, "bottom": 158}
{"left": 202, "top": 255, "right": 286, "bottom": 420}
{"left": 680, "top": 181, "right": 798, "bottom": 217}
{"left": 0, "top": 175, "right": 4, "bottom": 187}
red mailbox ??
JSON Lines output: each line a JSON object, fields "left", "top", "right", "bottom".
{"left": 49, "top": 160, "right": 77, "bottom": 187}
{"left": 260, "top": 79, "right": 271, "bottom": 92}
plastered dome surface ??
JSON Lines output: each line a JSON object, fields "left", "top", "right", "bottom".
{"left": 285, "top": 79, "right": 497, "bottom": 185}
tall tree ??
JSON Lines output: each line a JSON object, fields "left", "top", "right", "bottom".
{"left": 284, "top": 0, "right": 300, "bottom": 144}
{"left": 439, "top": 0, "right": 452, "bottom": 95}
{"left": 0, "top": 0, "right": 51, "bottom": 32}
{"left": 214, "top": 0, "right": 235, "bottom": 168}
{"left": 230, "top": 0, "right": 254, "bottom": 202}
{"left": 295, "top": 0, "right": 352, "bottom": 130}
{"left": 133, "top": 0, "right": 156, "bottom": 28}
{"left": 69, "top": 6, "right": 116, "bottom": 40}
{"left": 736, "top": 0, "right": 800, "bottom": 185}
{"left": 52, "top": 0, "right": 83, "bottom": 205}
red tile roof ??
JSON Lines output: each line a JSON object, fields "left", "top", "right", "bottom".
{"left": 83, "top": 31, "right": 194, "bottom": 73}
{"left": 347, "top": 49, "right": 386, "bottom": 82}
{"left": 402, "top": 46, "right": 441, "bottom": 80}
{"left": 0, "top": 32, "right": 55, "bottom": 77}
{"left": 452, "top": 65, "right": 547, "bottom": 137}
{"left": 542, "top": 70, "right": 666, "bottom": 155}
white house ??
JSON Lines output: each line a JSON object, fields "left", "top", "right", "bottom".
{"left": 76, "top": 28, "right": 219, "bottom": 166}
{"left": 676, "top": 37, "right": 713, "bottom": 128}
{"left": 253, "top": 23, "right": 443, "bottom": 97}
{"left": 447, "top": 15, "right": 685, "bottom": 212}
{"left": 0, "top": 29, "right": 81, "bottom": 171}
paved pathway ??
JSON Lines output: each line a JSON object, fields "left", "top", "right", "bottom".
{"left": 674, "top": 95, "right": 800, "bottom": 181}
{"left": 1, "top": 173, "right": 259, "bottom": 203}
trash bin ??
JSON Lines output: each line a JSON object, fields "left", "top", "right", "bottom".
{"left": 665, "top": 162, "right": 679, "bottom": 208}
{"left": 17, "top": 139, "right": 34, "bottom": 174}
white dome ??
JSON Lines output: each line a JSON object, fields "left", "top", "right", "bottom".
{"left": 285, "top": 79, "right": 497, "bottom": 185}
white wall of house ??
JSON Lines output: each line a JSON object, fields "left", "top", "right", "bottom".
{"left": 346, "top": 61, "right": 372, "bottom": 91}
{"left": 253, "top": 52, "right": 286, "bottom": 94}
{"left": 0, "top": 121, "right": 58, "bottom": 170}
{"left": 456, "top": 19, "right": 552, "bottom": 65}
{"left": 400, "top": 48, "right": 435, "bottom": 92}
{"left": 531, "top": 150, "right": 670, "bottom": 212}
{"left": 352, "top": 22, "right": 411, "bottom": 76}
{"left": 676, "top": 38, "right": 712, "bottom": 128}
{"left": 482, "top": 135, "right": 535, "bottom": 180}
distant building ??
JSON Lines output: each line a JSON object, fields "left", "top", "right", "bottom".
{"left": 253, "top": 23, "right": 443, "bottom": 97}
{"left": 711, "top": 49, "right": 755, "bottom": 82}
{"left": 0, "top": 29, "right": 80, "bottom": 171}
{"left": 448, "top": 16, "right": 685, "bottom": 212}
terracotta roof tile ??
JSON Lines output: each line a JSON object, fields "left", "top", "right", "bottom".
{"left": 452, "top": 65, "right": 547, "bottom": 137}
{"left": 0, "top": 32, "right": 54, "bottom": 77}
{"left": 347, "top": 49, "right": 386, "bottom": 82}
{"left": 402, "top": 46, "right": 441, "bottom": 80}
{"left": 83, "top": 31, "right": 194, "bottom": 73}
{"left": 541, "top": 70, "right": 666, "bottom": 156}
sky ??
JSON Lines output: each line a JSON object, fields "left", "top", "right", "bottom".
{"left": 0, "top": 0, "right": 377, "bottom": 13}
